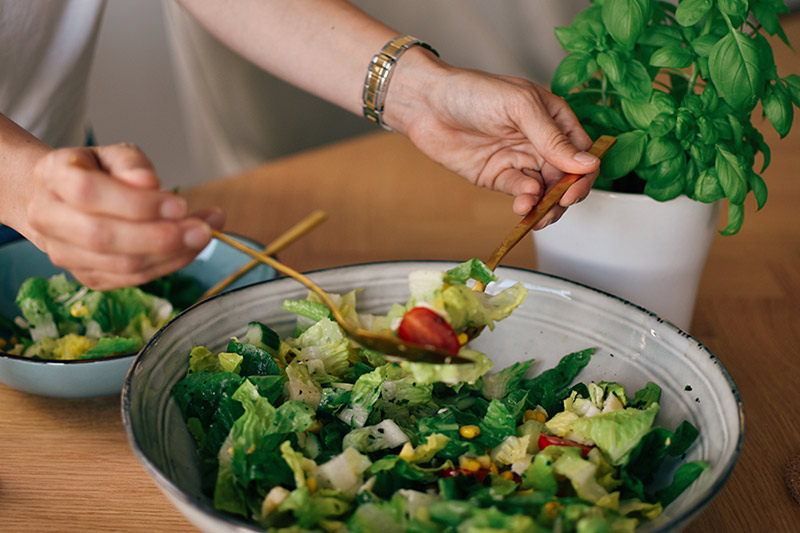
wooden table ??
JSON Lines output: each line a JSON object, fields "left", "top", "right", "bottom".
{"left": 2, "top": 16, "right": 799, "bottom": 533}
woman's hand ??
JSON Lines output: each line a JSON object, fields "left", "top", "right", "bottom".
{"left": 23, "top": 144, "right": 225, "bottom": 289}
{"left": 385, "top": 50, "right": 601, "bottom": 229}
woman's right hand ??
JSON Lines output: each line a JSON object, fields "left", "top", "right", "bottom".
{"left": 23, "top": 143, "right": 225, "bottom": 290}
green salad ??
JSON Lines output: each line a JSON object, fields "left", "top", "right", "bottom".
{"left": 172, "top": 260, "right": 706, "bottom": 532}
{"left": 1, "top": 273, "right": 201, "bottom": 360}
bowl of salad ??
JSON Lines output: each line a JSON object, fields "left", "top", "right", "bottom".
{"left": 0, "top": 234, "right": 276, "bottom": 398}
{"left": 122, "top": 260, "right": 743, "bottom": 532}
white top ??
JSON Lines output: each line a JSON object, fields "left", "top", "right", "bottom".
{"left": 0, "top": 0, "right": 106, "bottom": 147}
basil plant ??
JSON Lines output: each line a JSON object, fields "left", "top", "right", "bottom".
{"left": 552, "top": 0, "right": 799, "bottom": 234}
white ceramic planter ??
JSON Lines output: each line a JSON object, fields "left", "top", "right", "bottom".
{"left": 533, "top": 190, "right": 721, "bottom": 331}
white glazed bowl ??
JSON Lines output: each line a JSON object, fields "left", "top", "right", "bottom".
{"left": 0, "top": 235, "right": 275, "bottom": 398}
{"left": 122, "top": 261, "right": 743, "bottom": 532}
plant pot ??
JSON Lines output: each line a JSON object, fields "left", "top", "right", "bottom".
{"left": 532, "top": 190, "right": 721, "bottom": 331}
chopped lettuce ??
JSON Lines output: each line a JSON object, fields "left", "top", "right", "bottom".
{"left": 170, "top": 261, "right": 705, "bottom": 532}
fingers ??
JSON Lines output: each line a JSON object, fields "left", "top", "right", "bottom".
{"left": 43, "top": 148, "right": 187, "bottom": 222}
{"left": 517, "top": 88, "right": 600, "bottom": 177}
{"left": 26, "top": 144, "right": 223, "bottom": 289}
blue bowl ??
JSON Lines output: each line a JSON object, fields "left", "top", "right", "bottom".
{"left": 0, "top": 234, "right": 276, "bottom": 398}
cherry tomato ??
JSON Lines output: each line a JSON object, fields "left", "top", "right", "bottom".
{"left": 397, "top": 307, "right": 461, "bottom": 355}
{"left": 538, "top": 434, "right": 594, "bottom": 457}
{"left": 439, "top": 467, "right": 491, "bottom": 483}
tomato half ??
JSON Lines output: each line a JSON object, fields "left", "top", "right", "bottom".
{"left": 397, "top": 307, "right": 461, "bottom": 355}
{"left": 538, "top": 434, "right": 593, "bottom": 457}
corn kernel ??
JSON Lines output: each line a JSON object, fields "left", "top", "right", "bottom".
{"left": 489, "top": 462, "right": 499, "bottom": 475}
{"left": 524, "top": 409, "right": 547, "bottom": 423}
{"left": 476, "top": 455, "right": 492, "bottom": 469}
{"left": 457, "top": 333, "right": 469, "bottom": 345}
{"left": 307, "top": 477, "right": 317, "bottom": 493}
{"left": 399, "top": 442, "right": 415, "bottom": 461}
{"left": 460, "top": 457, "right": 481, "bottom": 472}
{"left": 500, "top": 470, "right": 515, "bottom": 481}
{"left": 459, "top": 425, "right": 481, "bottom": 439}
{"left": 70, "top": 301, "right": 89, "bottom": 318}
{"left": 543, "top": 500, "right": 563, "bottom": 517}
{"left": 308, "top": 420, "right": 323, "bottom": 433}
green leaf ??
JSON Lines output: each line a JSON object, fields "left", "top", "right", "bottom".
{"left": 727, "top": 114, "right": 744, "bottom": 150}
{"left": 691, "top": 34, "right": 719, "bottom": 57}
{"left": 644, "top": 135, "right": 682, "bottom": 166}
{"left": 554, "top": 27, "right": 594, "bottom": 53}
{"left": 718, "top": 0, "right": 749, "bottom": 18}
{"left": 618, "top": 58, "right": 654, "bottom": 102}
{"left": 551, "top": 52, "right": 598, "bottom": 96}
{"left": 655, "top": 461, "right": 709, "bottom": 506}
{"left": 675, "top": 109, "right": 696, "bottom": 141}
{"left": 645, "top": 178, "right": 685, "bottom": 201}
{"left": 638, "top": 25, "right": 684, "bottom": 47}
{"left": 650, "top": 45, "right": 694, "bottom": 68}
{"left": 784, "top": 74, "right": 800, "bottom": 107}
{"left": 763, "top": 83, "right": 794, "bottom": 138}
{"left": 596, "top": 51, "right": 627, "bottom": 85}
{"left": 715, "top": 145, "right": 748, "bottom": 204}
{"left": 621, "top": 98, "right": 660, "bottom": 130}
{"left": 748, "top": 171, "right": 768, "bottom": 210}
{"left": 752, "top": 32, "right": 778, "bottom": 81}
{"left": 575, "top": 104, "right": 630, "bottom": 132}
{"left": 697, "top": 116, "right": 719, "bottom": 145}
{"left": 720, "top": 201, "right": 744, "bottom": 235}
{"left": 602, "top": 0, "right": 651, "bottom": 49}
{"left": 648, "top": 112, "right": 677, "bottom": 137}
{"left": 599, "top": 130, "right": 647, "bottom": 180}
{"left": 694, "top": 169, "right": 726, "bottom": 203}
{"left": 690, "top": 143, "right": 715, "bottom": 168}
{"left": 751, "top": 0, "right": 792, "bottom": 48}
{"left": 639, "top": 154, "right": 686, "bottom": 190}
{"left": 708, "top": 30, "right": 761, "bottom": 111}
{"left": 675, "top": 0, "right": 712, "bottom": 27}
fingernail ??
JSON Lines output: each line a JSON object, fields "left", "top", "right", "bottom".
{"left": 574, "top": 151, "right": 599, "bottom": 166}
{"left": 201, "top": 208, "right": 225, "bottom": 229}
{"left": 161, "top": 197, "right": 187, "bottom": 219}
{"left": 184, "top": 223, "right": 211, "bottom": 249}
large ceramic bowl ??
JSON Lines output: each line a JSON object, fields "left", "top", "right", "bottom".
{"left": 123, "top": 261, "right": 743, "bottom": 533}
{"left": 0, "top": 235, "right": 275, "bottom": 398}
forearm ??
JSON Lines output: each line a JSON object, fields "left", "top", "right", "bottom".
{"left": 0, "top": 114, "right": 50, "bottom": 238}
{"left": 175, "top": 0, "right": 444, "bottom": 131}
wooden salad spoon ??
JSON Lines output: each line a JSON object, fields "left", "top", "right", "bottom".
{"left": 211, "top": 135, "right": 615, "bottom": 365}
{"left": 463, "top": 134, "right": 617, "bottom": 341}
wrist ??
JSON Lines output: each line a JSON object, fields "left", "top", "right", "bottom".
{"left": 364, "top": 38, "right": 448, "bottom": 135}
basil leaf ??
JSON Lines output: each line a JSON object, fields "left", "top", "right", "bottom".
{"left": 691, "top": 34, "right": 719, "bottom": 57}
{"left": 700, "top": 83, "right": 719, "bottom": 113}
{"left": 694, "top": 169, "right": 726, "bottom": 203}
{"left": 600, "top": 130, "right": 647, "bottom": 180}
{"left": 715, "top": 145, "right": 748, "bottom": 204}
{"left": 644, "top": 177, "right": 685, "bottom": 201}
{"left": 751, "top": 0, "right": 792, "bottom": 48}
{"left": 644, "top": 135, "right": 682, "bottom": 166}
{"left": 650, "top": 45, "right": 694, "bottom": 69}
{"left": 709, "top": 30, "right": 761, "bottom": 111}
{"left": 637, "top": 25, "right": 684, "bottom": 47}
{"left": 554, "top": 26, "right": 594, "bottom": 53}
{"left": 697, "top": 116, "right": 720, "bottom": 145}
{"left": 639, "top": 153, "right": 686, "bottom": 188}
{"left": 720, "top": 201, "right": 744, "bottom": 235}
{"left": 727, "top": 114, "right": 745, "bottom": 150}
{"left": 784, "top": 74, "right": 800, "bottom": 107}
{"left": 690, "top": 143, "right": 715, "bottom": 168}
{"left": 648, "top": 112, "right": 677, "bottom": 137}
{"left": 656, "top": 461, "right": 710, "bottom": 506}
{"left": 748, "top": 171, "right": 768, "bottom": 210}
{"left": 675, "top": 0, "right": 712, "bottom": 27}
{"left": 575, "top": 104, "right": 630, "bottom": 132}
{"left": 596, "top": 50, "right": 627, "bottom": 85}
{"left": 551, "top": 52, "right": 598, "bottom": 96}
{"left": 718, "top": 0, "right": 749, "bottom": 18}
{"left": 763, "top": 83, "right": 794, "bottom": 138}
{"left": 601, "top": 0, "right": 650, "bottom": 49}
{"left": 621, "top": 97, "right": 660, "bottom": 130}
{"left": 674, "top": 109, "right": 696, "bottom": 141}
{"left": 617, "top": 58, "right": 653, "bottom": 102}
{"left": 684, "top": 159, "right": 701, "bottom": 198}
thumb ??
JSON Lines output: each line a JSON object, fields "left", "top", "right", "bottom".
{"left": 528, "top": 120, "right": 600, "bottom": 175}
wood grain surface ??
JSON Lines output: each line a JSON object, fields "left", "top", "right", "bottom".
{"left": 2, "top": 13, "right": 799, "bottom": 533}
